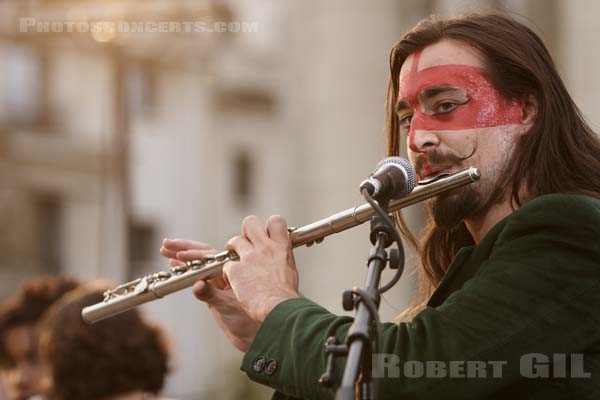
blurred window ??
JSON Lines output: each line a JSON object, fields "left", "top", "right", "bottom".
{"left": 215, "top": 88, "right": 275, "bottom": 114}
{"left": 128, "top": 221, "right": 156, "bottom": 279}
{"left": 126, "top": 62, "right": 157, "bottom": 119}
{"left": 0, "top": 43, "right": 44, "bottom": 128}
{"left": 34, "top": 193, "right": 62, "bottom": 274}
{"left": 233, "top": 150, "right": 253, "bottom": 207}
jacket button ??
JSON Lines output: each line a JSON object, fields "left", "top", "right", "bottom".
{"left": 265, "top": 359, "right": 278, "bottom": 375}
{"left": 253, "top": 357, "right": 266, "bottom": 373}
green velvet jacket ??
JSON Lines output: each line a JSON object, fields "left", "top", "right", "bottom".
{"left": 240, "top": 194, "right": 600, "bottom": 399}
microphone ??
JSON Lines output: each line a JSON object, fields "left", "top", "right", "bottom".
{"left": 360, "top": 157, "right": 417, "bottom": 200}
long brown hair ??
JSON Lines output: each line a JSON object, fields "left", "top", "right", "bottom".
{"left": 386, "top": 13, "right": 600, "bottom": 317}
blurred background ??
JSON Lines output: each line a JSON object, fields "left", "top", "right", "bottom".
{"left": 0, "top": 0, "right": 598, "bottom": 398}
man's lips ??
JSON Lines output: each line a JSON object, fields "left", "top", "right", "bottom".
{"left": 419, "top": 164, "right": 452, "bottom": 180}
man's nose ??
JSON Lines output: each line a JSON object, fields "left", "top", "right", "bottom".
{"left": 408, "top": 128, "right": 440, "bottom": 153}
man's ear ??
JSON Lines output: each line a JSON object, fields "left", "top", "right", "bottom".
{"left": 520, "top": 94, "right": 538, "bottom": 129}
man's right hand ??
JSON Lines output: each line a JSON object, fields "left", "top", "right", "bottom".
{"left": 160, "top": 239, "right": 260, "bottom": 352}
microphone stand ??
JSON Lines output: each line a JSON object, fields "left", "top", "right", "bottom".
{"left": 319, "top": 196, "right": 404, "bottom": 400}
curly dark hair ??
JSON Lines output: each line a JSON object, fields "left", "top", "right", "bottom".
{"left": 39, "top": 282, "right": 170, "bottom": 400}
{"left": 0, "top": 275, "right": 80, "bottom": 367}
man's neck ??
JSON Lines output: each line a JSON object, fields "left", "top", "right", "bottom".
{"left": 465, "top": 200, "right": 515, "bottom": 244}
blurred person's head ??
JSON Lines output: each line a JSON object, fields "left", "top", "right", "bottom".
{"left": 0, "top": 276, "right": 80, "bottom": 400}
{"left": 39, "top": 282, "right": 170, "bottom": 400}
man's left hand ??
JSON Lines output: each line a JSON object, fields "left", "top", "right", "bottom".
{"left": 224, "top": 215, "right": 301, "bottom": 323}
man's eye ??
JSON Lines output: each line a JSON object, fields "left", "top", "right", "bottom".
{"left": 399, "top": 115, "right": 412, "bottom": 129}
{"left": 435, "top": 102, "right": 458, "bottom": 114}
{"left": 434, "top": 98, "right": 469, "bottom": 115}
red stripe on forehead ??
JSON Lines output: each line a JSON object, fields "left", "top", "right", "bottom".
{"left": 401, "top": 62, "right": 521, "bottom": 131}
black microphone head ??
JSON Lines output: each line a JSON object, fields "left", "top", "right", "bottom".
{"left": 374, "top": 157, "right": 417, "bottom": 197}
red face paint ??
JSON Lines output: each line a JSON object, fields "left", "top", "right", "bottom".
{"left": 400, "top": 50, "right": 521, "bottom": 151}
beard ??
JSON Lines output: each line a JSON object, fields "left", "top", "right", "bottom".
{"left": 427, "top": 184, "right": 484, "bottom": 229}
{"left": 427, "top": 159, "right": 513, "bottom": 230}
{"left": 422, "top": 152, "right": 512, "bottom": 230}
{"left": 417, "top": 147, "right": 482, "bottom": 229}
{"left": 417, "top": 126, "right": 519, "bottom": 231}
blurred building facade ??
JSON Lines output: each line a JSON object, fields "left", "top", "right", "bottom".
{"left": 0, "top": 0, "right": 598, "bottom": 398}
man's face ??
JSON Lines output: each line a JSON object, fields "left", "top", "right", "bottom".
{"left": 396, "top": 39, "right": 526, "bottom": 227}
{"left": 1, "top": 324, "right": 43, "bottom": 400}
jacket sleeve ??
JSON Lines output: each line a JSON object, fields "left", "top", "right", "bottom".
{"left": 240, "top": 195, "right": 600, "bottom": 400}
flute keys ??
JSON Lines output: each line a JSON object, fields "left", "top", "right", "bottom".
{"left": 227, "top": 250, "right": 239, "bottom": 261}
{"left": 214, "top": 253, "right": 228, "bottom": 262}
{"left": 102, "top": 290, "right": 115, "bottom": 302}
{"left": 134, "top": 277, "right": 150, "bottom": 293}
{"left": 172, "top": 264, "right": 190, "bottom": 274}
{"left": 156, "top": 271, "right": 171, "bottom": 280}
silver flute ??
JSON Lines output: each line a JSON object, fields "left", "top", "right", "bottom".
{"left": 82, "top": 167, "right": 480, "bottom": 324}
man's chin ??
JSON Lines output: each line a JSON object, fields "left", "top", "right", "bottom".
{"left": 428, "top": 187, "right": 482, "bottom": 229}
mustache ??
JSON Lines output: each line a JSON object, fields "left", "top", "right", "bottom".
{"left": 414, "top": 144, "right": 477, "bottom": 173}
